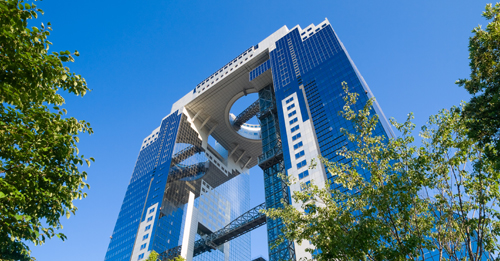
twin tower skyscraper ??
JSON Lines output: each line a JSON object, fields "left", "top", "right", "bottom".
{"left": 104, "top": 19, "right": 392, "bottom": 261}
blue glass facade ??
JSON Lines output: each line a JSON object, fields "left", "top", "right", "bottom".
{"left": 193, "top": 173, "right": 251, "bottom": 261}
{"left": 256, "top": 23, "right": 392, "bottom": 260}
{"left": 300, "top": 52, "right": 388, "bottom": 188}
{"left": 105, "top": 112, "right": 182, "bottom": 261}
{"left": 105, "top": 111, "right": 251, "bottom": 261}
{"left": 106, "top": 20, "right": 393, "bottom": 261}
{"left": 269, "top": 24, "right": 387, "bottom": 171}
{"left": 249, "top": 60, "right": 271, "bottom": 81}
{"left": 260, "top": 22, "right": 493, "bottom": 261}
{"left": 257, "top": 85, "right": 296, "bottom": 261}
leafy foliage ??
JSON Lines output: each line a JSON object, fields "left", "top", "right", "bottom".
{"left": 144, "top": 250, "right": 184, "bottom": 261}
{"left": 172, "top": 255, "right": 186, "bottom": 261}
{"left": 145, "top": 250, "right": 159, "bottom": 261}
{"left": 0, "top": 0, "right": 93, "bottom": 260}
{"left": 457, "top": 3, "right": 500, "bottom": 171}
{"left": 264, "top": 82, "right": 500, "bottom": 261}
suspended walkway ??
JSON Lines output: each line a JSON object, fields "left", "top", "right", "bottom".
{"left": 159, "top": 202, "right": 267, "bottom": 260}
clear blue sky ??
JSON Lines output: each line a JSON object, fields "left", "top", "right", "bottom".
{"left": 27, "top": 0, "right": 488, "bottom": 260}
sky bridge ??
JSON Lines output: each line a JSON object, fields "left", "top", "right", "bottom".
{"left": 160, "top": 203, "right": 267, "bottom": 260}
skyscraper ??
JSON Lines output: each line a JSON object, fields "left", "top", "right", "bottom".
{"left": 105, "top": 19, "right": 393, "bottom": 261}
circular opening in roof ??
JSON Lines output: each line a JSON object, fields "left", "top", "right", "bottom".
{"left": 228, "top": 93, "right": 261, "bottom": 140}
{"left": 230, "top": 94, "right": 260, "bottom": 125}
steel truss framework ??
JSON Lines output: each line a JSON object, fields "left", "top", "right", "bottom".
{"left": 159, "top": 203, "right": 267, "bottom": 261}
{"left": 160, "top": 86, "right": 296, "bottom": 261}
{"left": 257, "top": 85, "right": 296, "bottom": 261}
{"left": 171, "top": 145, "right": 203, "bottom": 165}
{"left": 232, "top": 100, "right": 260, "bottom": 130}
{"left": 168, "top": 162, "right": 207, "bottom": 182}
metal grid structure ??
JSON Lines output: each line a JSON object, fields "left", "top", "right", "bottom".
{"left": 204, "top": 202, "right": 266, "bottom": 247}
{"left": 160, "top": 203, "right": 267, "bottom": 261}
{"left": 158, "top": 246, "right": 182, "bottom": 261}
{"left": 170, "top": 145, "right": 203, "bottom": 165}
{"left": 257, "top": 85, "right": 296, "bottom": 261}
{"left": 232, "top": 100, "right": 260, "bottom": 131}
{"left": 107, "top": 20, "right": 396, "bottom": 261}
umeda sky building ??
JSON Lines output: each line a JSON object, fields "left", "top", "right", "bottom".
{"left": 104, "top": 19, "right": 393, "bottom": 261}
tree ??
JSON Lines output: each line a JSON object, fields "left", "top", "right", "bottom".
{"left": 144, "top": 251, "right": 185, "bottom": 261}
{"left": 263, "top": 82, "right": 500, "bottom": 260}
{"left": 457, "top": 3, "right": 500, "bottom": 171}
{"left": 145, "top": 251, "right": 159, "bottom": 261}
{"left": 0, "top": 0, "right": 93, "bottom": 260}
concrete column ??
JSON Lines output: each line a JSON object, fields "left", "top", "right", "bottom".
{"left": 180, "top": 192, "right": 198, "bottom": 261}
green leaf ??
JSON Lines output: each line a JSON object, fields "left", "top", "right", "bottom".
{"left": 268, "top": 82, "right": 500, "bottom": 260}
{"left": 85, "top": 159, "right": 90, "bottom": 167}
{"left": 0, "top": 1, "right": 93, "bottom": 259}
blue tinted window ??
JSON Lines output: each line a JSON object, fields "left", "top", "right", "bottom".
{"left": 287, "top": 104, "right": 295, "bottom": 110}
{"left": 147, "top": 216, "right": 153, "bottom": 222}
{"left": 142, "top": 234, "right": 149, "bottom": 240}
{"left": 298, "top": 170, "right": 309, "bottom": 179}
{"left": 140, "top": 243, "right": 147, "bottom": 250}
{"left": 293, "top": 141, "right": 303, "bottom": 150}
{"left": 249, "top": 60, "right": 271, "bottom": 81}
{"left": 295, "top": 150, "right": 305, "bottom": 159}
{"left": 263, "top": 21, "right": 392, "bottom": 261}
{"left": 291, "top": 125, "right": 300, "bottom": 133}
{"left": 288, "top": 111, "right": 296, "bottom": 117}
{"left": 292, "top": 133, "right": 301, "bottom": 141}
{"left": 289, "top": 118, "right": 298, "bottom": 125}
{"left": 286, "top": 97, "right": 294, "bottom": 104}
{"left": 297, "top": 160, "right": 307, "bottom": 169}
{"left": 105, "top": 112, "right": 183, "bottom": 261}
{"left": 145, "top": 225, "right": 151, "bottom": 231}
